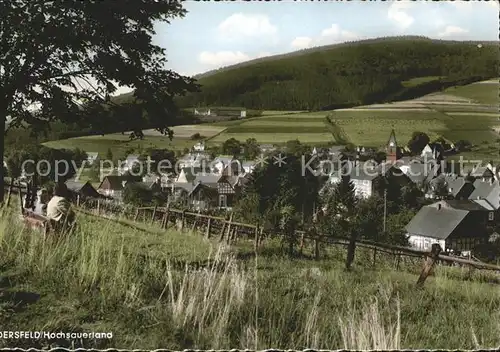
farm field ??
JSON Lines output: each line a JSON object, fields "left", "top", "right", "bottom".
{"left": 43, "top": 132, "right": 198, "bottom": 159}
{"left": 2, "top": 209, "right": 500, "bottom": 349}
{"left": 207, "top": 111, "right": 334, "bottom": 145}
{"left": 444, "top": 80, "right": 499, "bottom": 105}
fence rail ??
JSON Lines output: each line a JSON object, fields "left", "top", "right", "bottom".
{"left": 6, "top": 180, "right": 500, "bottom": 285}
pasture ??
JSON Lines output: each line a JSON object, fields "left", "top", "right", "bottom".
{"left": 444, "top": 81, "right": 499, "bottom": 105}
{"left": 2, "top": 208, "right": 500, "bottom": 349}
{"left": 43, "top": 129, "right": 204, "bottom": 159}
{"left": 207, "top": 111, "right": 334, "bottom": 145}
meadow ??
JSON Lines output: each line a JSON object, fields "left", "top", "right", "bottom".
{"left": 40, "top": 80, "right": 498, "bottom": 159}
{"left": 2, "top": 207, "right": 500, "bottom": 349}
{"left": 42, "top": 124, "right": 227, "bottom": 159}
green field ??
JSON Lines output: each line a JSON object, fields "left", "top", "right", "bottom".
{"left": 2, "top": 208, "right": 500, "bottom": 349}
{"left": 207, "top": 111, "right": 333, "bottom": 145}
{"left": 44, "top": 133, "right": 197, "bottom": 159}
{"left": 444, "top": 81, "right": 498, "bottom": 105}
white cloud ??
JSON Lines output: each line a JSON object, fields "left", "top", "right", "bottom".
{"left": 437, "top": 25, "right": 469, "bottom": 38}
{"left": 319, "top": 24, "right": 359, "bottom": 43}
{"left": 290, "top": 24, "right": 359, "bottom": 50}
{"left": 198, "top": 51, "right": 272, "bottom": 68}
{"left": 198, "top": 51, "right": 250, "bottom": 67}
{"left": 387, "top": 2, "right": 415, "bottom": 29}
{"left": 291, "top": 36, "right": 313, "bottom": 50}
{"left": 217, "top": 13, "right": 278, "bottom": 42}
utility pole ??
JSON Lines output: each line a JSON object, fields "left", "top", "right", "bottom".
{"left": 383, "top": 188, "right": 387, "bottom": 233}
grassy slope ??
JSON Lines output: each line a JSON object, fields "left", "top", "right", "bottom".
{"left": 1, "top": 208, "right": 500, "bottom": 349}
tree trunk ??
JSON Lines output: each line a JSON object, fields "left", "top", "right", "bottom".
{"left": 0, "top": 112, "right": 5, "bottom": 203}
{"left": 345, "top": 230, "right": 357, "bottom": 270}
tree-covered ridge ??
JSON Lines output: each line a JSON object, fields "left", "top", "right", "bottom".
{"left": 176, "top": 37, "right": 497, "bottom": 110}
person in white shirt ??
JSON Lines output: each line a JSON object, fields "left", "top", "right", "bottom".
{"left": 46, "top": 183, "right": 75, "bottom": 229}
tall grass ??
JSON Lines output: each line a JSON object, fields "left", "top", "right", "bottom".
{"left": 1, "top": 211, "right": 500, "bottom": 349}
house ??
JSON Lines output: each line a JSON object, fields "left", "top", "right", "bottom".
{"left": 241, "top": 160, "right": 257, "bottom": 174}
{"left": 97, "top": 175, "right": 140, "bottom": 199}
{"left": 125, "top": 180, "right": 162, "bottom": 193}
{"left": 405, "top": 203, "right": 489, "bottom": 252}
{"left": 193, "top": 141, "right": 205, "bottom": 152}
{"left": 119, "top": 155, "right": 140, "bottom": 174}
{"left": 428, "top": 199, "right": 496, "bottom": 224}
{"left": 65, "top": 180, "right": 101, "bottom": 201}
{"left": 178, "top": 152, "right": 210, "bottom": 169}
{"left": 444, "top": 174, "right": 475, "bottom": 200}
{"left": 468, "top": 179, "right": 500, "bottom": 210}
{"left": 193, "top": 108, "right": 212, "bottom": 116}
{"left": 86, "top": 152, "right": 99, "bottom": 166}
{"left": 385, "top": 129, "right": 403, "bottom": 162}
{"left": 259, "top": 144, "right": 277, "bottom": 153}
{"left": 211, "top": 156, "right": 234, "bottom": 174}
{"left": 175, "top": 166, "right": 211, "bottom": 183}
{"left": 328, "top": 161, "right": 382, "bottom": 198}
{"left": 469, "top": 165, "right": 495, "bottom": 182}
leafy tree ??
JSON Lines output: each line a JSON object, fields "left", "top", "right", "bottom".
{"left": 285, "top": 139, "right": 310, "bottom": 157}
{"left": 222, "top": 138, "right": 242, "bottom": 156}
{"left": 123, "top": 183, "right": 153, "bottom": 206}
{"left": 106, "top": 148, "right": 114, "bottom": 162}
{"left": 144, "top": 148, "right": 177, "bottom": 176}
{"left": 407, "top": 131, "right": 430, "bottom": 155}
{"left": 243, "top": 138, "right": 260, "bottom": 160}
{"left": 455, "top": 139, "right": 472, "bottom": 151}
{"left": 88, "top": 156, "right": 102, "bottom": 183}
{"left": 0, "top": 0, "right": 198, "bottom": 201}
{"left": 235, "top": 151, "right": 320, "bottom": 230}
{"left": 279, "top": 205, "right": 301, "bottom": 257}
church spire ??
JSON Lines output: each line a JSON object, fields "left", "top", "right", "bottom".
{"left": 386, "top": 129, "right": 398, "bottom": 162}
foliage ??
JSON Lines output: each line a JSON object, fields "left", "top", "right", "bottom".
{"left": 455, "top": 139, "right": 473, "bottom": 151}
{"left": 106, "top": 148, "right": 114, "bottom": 162}
{"left": 408, "top": 131, "right": 430, "bottom": 155}
{"left": 0, "top": 0, "right": 199, "bottom": 200}
{"left": 123, "top": 182, "right": 153, "bottom": 206}
{"left": 242, "top": 138, "right": 260, "bottom": 160}
{"left": 5, "top": 145, "right": 87, "bottom": 183}
{"left": 175, "top": 38, "right": 497, "bottom": 110}
{"left": 235, "top": 151, "right": 320, "bottom": 229}
{"left": 221, "top": 138, "right": 242, "bottom": 156}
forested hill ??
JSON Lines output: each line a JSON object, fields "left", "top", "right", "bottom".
{"left": 174, "top": 37, "right": 497, "bottom": 111}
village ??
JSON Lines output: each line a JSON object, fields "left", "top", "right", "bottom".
{"left": 15, "top": 127, "right": 497, "bottom": 259}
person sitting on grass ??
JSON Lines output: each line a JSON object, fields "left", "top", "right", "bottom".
{"left": 46, "top": 183, "right": 75, "bottom": 230}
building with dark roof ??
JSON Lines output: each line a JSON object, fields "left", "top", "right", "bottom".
{"left": 405, "top": 203, "right": 490, "bottom": 252}
{"left": 65, "top": 180, "right": 101, "bottom": 201}
{"left": 468, "top": 179, "right": 500, "bottom": 210}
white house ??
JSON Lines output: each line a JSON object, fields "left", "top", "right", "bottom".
{"left": 119, "top": 155, "right": 140, "bottom": 174}
{"left": 193, "top": 141, "right": 205, "bottom": 152}
{"left": 211, "top": 156, "right": 234, "bottom": 174}
{"left": 86, "top": 152, "right": 99, "bottom": 166}
{"left": 327, "top": 161, "right": 382, "bottom": 199}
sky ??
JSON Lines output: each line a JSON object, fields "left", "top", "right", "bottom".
{"left": 149, "top": 0, "right": 498, "bottom": 78}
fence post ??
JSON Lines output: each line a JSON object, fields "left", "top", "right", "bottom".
{"left": 180, "top": 209, "right": 186, "bottom": 231}
{"left": 162, "top": 205, "right": 170, "bottom": 229}
{"left": 225, "top": 212, "right": 234, "bottom": 243}
{"left": 299, "top": 231, "right": 305, "bottom": 255}
{"left": 18, "top": 182, "right": 24, "bottom": 215}
{"left": 372, "top": 247, "right": 377, "bottom": 267}
{"left": 151, "top": 205, "right": 157, "bottom": 223}
{"left": 205, "top": 217, "right": 212, "bottom": 239}
{"left": 345, "top": 231, "right": 357, "bottom": 270}
{"left": 314, "top": 236, "right": 320, "bottom": 260}
{"left": 254, "top": 225, "right": 260, "bottom": 252}
{"left": 416, "top": 244, "right": 442, "bottom": 286}
{"left": 97, "top": 199, "right": 100, "bottom": 215}
{"left": 6, "top": 179, "right": 13, "bottom": 207}
{"left": 134, "top": 208, "right": 139, "bottom": 222}
{"left": 76, "top": 194, "right": 80, "bottom": 207}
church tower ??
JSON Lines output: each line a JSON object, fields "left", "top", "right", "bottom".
{"left": 386, "top": 129, "right": 398, "bottom": 162}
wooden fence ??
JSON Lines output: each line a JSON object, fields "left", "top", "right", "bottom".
{"left": 5, "top": 179, "right": 500, "bottom": 286}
